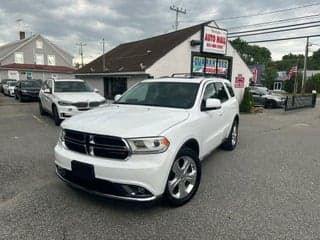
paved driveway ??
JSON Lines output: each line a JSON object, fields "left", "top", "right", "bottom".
{"left": 1, "top": 95, "right": 320, "bottom": 240}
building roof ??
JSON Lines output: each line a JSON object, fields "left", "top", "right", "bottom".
{"left": 0, "top": 33, "right": 73, "bottom": 62}
{"left": 0, "top": 63, "right": 74, "bottom": 73}
{"left": 76, "top": 21, "right": 211, "bottom": 74}
{"left": 0, "top": 35, "right": 35, "bottom": 60}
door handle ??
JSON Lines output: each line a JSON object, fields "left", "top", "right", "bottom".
{"left": 217, "top": 110, "right": 223, "bottom": 116}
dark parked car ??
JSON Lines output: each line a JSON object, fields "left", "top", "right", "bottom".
{"left": 0, "top": 79, "right": 16, "bottom": 93}
{"left": 15, "top": 80, "right": 42, "bottom": 102}
{"left": 249, "top": 86, "right": 285, "bottom": 108}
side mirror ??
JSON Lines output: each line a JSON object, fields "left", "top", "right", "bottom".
{"left": 93, "top": 88, "right": 99, "bottom": 93}
{"left": 202, "top": 98, "right": 222, "bottom": 111}
{"left": 114, "top": 94, "right": 122, "bottom": 102}
{"left": 44, "top": 88, "right": 51, "bottom": 94}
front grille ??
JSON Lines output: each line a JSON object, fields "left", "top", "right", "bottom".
{"left": 72, "top": 102, "right": 89, "bottom": 108}
{"left": 89, "top": 101, "right": 101, "bottom": 107}
{"left": 64, "top": 129, "right": 130, "bottom": 160}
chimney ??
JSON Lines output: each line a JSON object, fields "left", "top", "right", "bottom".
{"left": 19, "top": 31, "right": 25, "bottom": 40}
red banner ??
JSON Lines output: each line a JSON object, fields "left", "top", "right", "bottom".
{"left": 234, "top": 74, "right": 245, "bottom": 88}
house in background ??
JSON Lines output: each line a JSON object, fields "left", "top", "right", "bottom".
{"left": 0, "top": 32, "right": 74, "bottom": 81}
{"left": 273, "top": 70, "right": 320, "bottom": 90}
{"left": 75, "top": 21, "right": 252, "bottom": 102}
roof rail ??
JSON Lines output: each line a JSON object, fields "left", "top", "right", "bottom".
{"left": 170, "top": 73, "right": 195, "bottom": 78}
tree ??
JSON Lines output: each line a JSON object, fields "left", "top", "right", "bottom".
{"left": 262, "top": 64, "right": 278, "bottom": 89}
{"left": 283, "top": 72, "right": 302, "bottom": 94}
{"left": 305, "top": 73, "right": 320, "bottom": 93}
{"left": 308, "top": 49, "right": 320, "bottom": 70}
{"left": 240, "top": 87, "right": 254, "bottom": 113}
{"left": 230, "top": 38, "right": 272, "bottom": 65}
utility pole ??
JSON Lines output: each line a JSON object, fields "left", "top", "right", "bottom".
{"left": 170, "top": 5, "right": 186, "bottom": 31}
{"left": 301, "top": 37, "right": 309, "bottom": 94}
{"left": 102, "top": 38, "right": 105, "bottom": 54}
{"left": 76, "top": 41, "right": 86, "bottom": 68}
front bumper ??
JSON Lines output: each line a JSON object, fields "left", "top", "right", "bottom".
{"left": 57, "top": 105, "right": 91, "bottom": 119}
{"left": 21, "top": 92, "right": 39, "bottom": 99}
{"left": 54, "top": 143, "right": 174, "bottom": 200}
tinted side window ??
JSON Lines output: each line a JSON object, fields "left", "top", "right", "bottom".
{"left": 203, "top": 83, "right": 217, "bottom": 100}
{"left": 214, "top": 82, "right": 229, "bottom": 103}
{"left": 224, "top": 82, "right": 235, "bottom": 97}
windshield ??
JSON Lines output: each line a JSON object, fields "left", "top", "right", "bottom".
{"left": 54, "top": 81, "right": 93, "bottom": 93}
{"left": 116, "top": 82, "right": 200, "bottom": 109}
{"left": 8, "top": 81, "right": 17, "bottom": 87}
{"left": 21, "top": 81, "right": 41, "bottom": 88}
{"left": 254, "top": 87, "right": 268, "bottom": 95}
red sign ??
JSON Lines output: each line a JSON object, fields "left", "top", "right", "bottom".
{"left": 235, "top": 74, "right": 245, "bottom": 88}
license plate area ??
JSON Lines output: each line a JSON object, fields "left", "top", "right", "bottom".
{"left": 71, "top": 161, "right": 95, "bottom": 182}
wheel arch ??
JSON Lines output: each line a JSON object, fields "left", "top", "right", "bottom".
{"left": 180, "top": 138, "right": 200, "bottom": 157}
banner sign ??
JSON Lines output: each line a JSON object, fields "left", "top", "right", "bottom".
{"left": 234, "top": 74, "right": 245, "bottom": 88}
{"left": 201, "top": 26, "right": 227, "bottom": 55}
{"left": 192, "top": 56, "right": 205, "bottom": 73}
{"left": 8, "top": 70, "right": 19, "bottom": 80}
{"left": 204, "top": 57, "right": 216, "bottom": 74}
{"left": 251, "top": 67, "right": 258, "bottom": 83}
{"left": 217, "top": 59, "right": 228, "bottom": 75}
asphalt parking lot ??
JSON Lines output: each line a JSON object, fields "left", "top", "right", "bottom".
{"left": 1, "top": 94, "right": 320, "bottom": 240}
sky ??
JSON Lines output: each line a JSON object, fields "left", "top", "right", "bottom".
{"left": 0, "top": 0, "right": 320, "bottom": 65}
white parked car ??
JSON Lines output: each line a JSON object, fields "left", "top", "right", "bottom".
{"left": 3, "top": 81, "right": 17, "bottom": 97}
{"left": 39, "top": 79, "right": 105, "bottom": 125}
{"left": 55, "top": 77, "right": 239, "bottom": 206}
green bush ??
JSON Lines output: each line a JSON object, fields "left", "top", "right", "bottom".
{"left": 240, "top": 87, "right": 254, "bottom": 113}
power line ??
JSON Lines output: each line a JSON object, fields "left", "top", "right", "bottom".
{"left": 170, "top": 5, "right": 187, "bottom": 31}
{"left": 228, "top": 21, "right": 320, "bottom": 37}
{"left": 245, "top": 34, "right": 320, "bottom": 43}
{"left": 229, "top": 24, "right": 320, "bottom": 38}
{"left": 227, "top": 14, "right": 320, "bottom": 31}
{"left": 215, "top": 2, "right": 320, "bottom": 22}
{"left": 180, "top": 2, "right": 320, "bottom": 24}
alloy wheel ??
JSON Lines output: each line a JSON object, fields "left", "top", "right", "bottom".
{"left": 231, "top": 124, "right": 238, "bottom": 146}
{"left": 167, "top": 156, "right": 197, "bottom": 199}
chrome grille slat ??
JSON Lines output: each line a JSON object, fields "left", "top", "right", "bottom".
{"left": 64, "top": 129, "right": 129, "bottom": 160}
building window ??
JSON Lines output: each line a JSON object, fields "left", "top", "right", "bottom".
{"left": 36, "top": 40, "right": 43, "bottom": 49}
{"left": 48, "top": 55, "right": 56, "bottom": 66}
{"left": 14, "top": 52, "right": 24, "bottom": 64}
{"left": 35, "top": 54, "right": 44, "bottom": 65}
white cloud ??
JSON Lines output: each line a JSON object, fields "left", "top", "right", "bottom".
{"left": 0, "top": 0, "right": 319, "bottom": 64}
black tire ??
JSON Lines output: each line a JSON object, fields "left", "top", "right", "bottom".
{"left": 164, "top": 147, "right": 201, "bottom": 206}
{"left": 221, "top": 119, "right": 239, "bottom": 151}
{"left": 39, "top": 101, "right": 46, "bottom": 115}
{"left": 264, "top": 100, "right": 276, "bottom": 109}
{"left": 15, "top": 94, "right": 18, "bottom": 100}
{"left": 52, "top": 105, "right": 62, "bottom": 126}
{"left": 19, "top": 95, "right": 24, "bottom": 102}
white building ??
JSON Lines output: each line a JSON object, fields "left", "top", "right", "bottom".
{"left": 75, "top": 21, "right": 252, "bottom": 102}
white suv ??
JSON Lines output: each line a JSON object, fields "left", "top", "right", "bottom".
{"left": 55, "top": 77, "right": 239, "bottom": 206}
{"left": 39, "top": 79, "right": 105, "bottom": 125}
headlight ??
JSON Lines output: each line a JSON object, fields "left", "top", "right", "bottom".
{"left": 126, "top": 137, "right": 170, "bottom": 154}
{"left": 22, "top": 89, "right": 28, "bottom": 93}
{"left": 58, "top": 100, "right": 73, "bottom": 106}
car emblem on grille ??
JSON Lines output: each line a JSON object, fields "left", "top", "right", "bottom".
{"left": 86, "top": 135, "right": 95, "bottom": 156}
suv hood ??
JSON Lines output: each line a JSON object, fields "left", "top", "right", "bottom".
{"left": 54, "top": 92, "right": 105, "bottom": 102}
{"left": 62, "top": 105, "right": 190, "bottom": 138}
